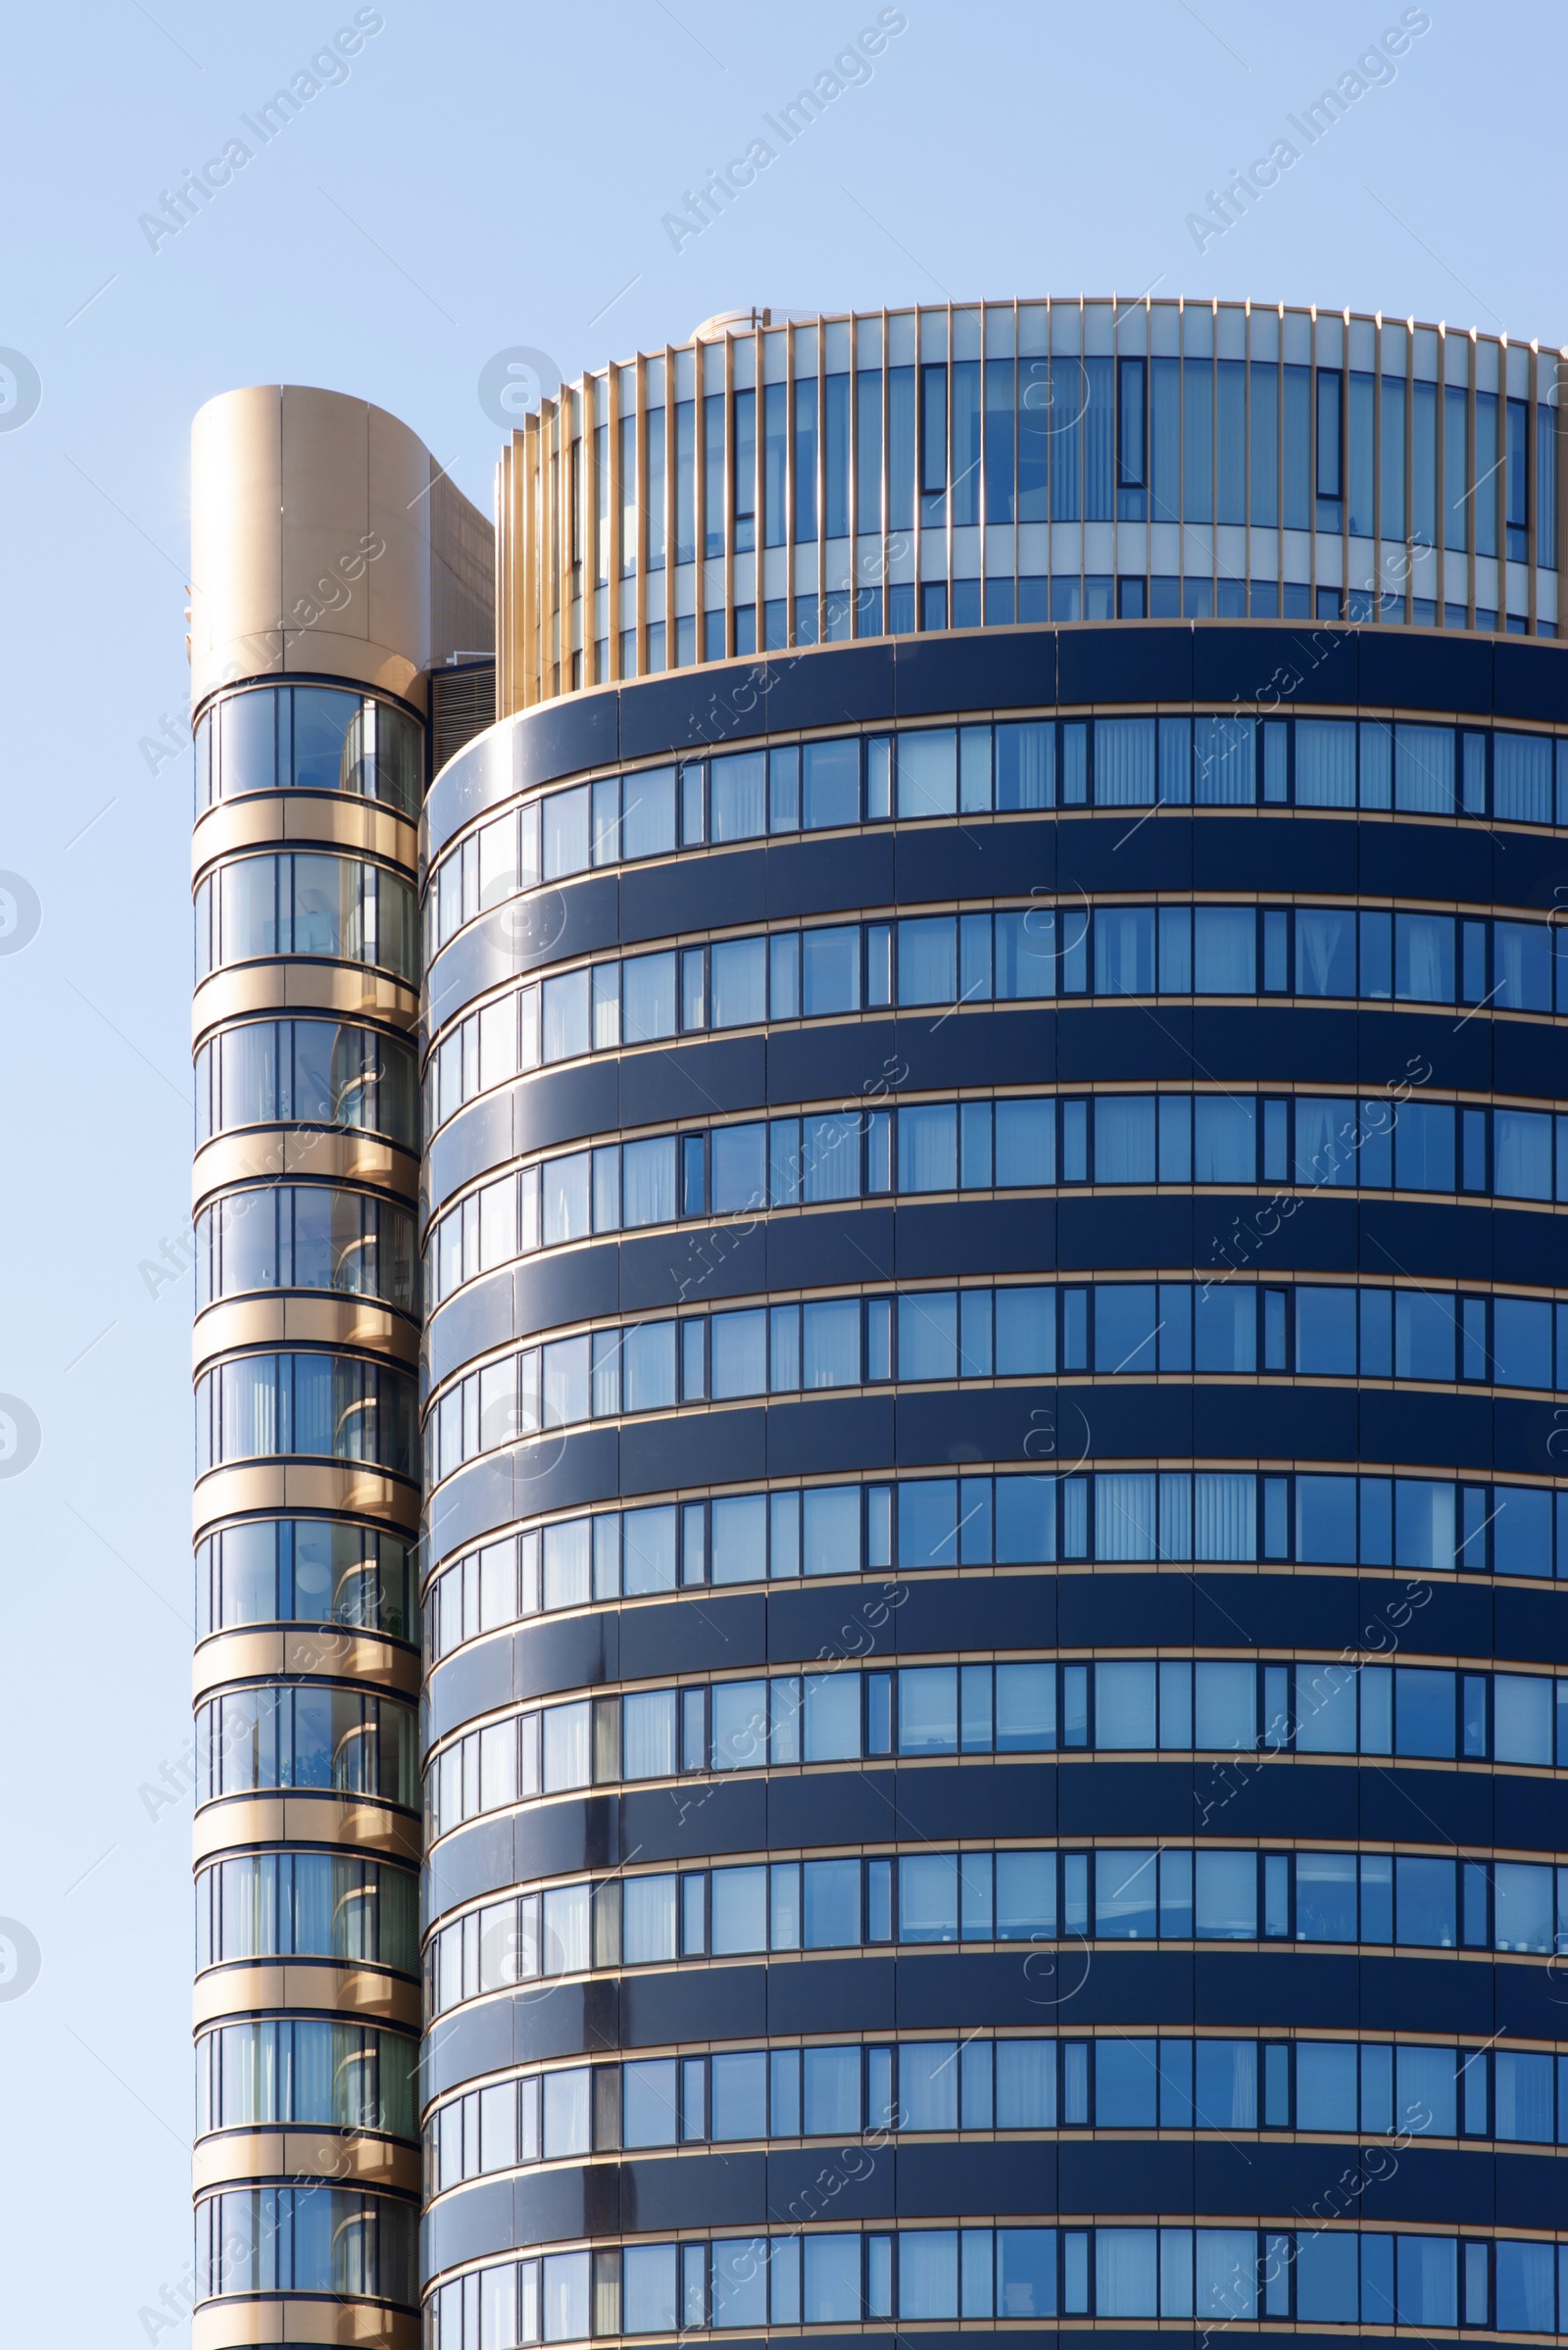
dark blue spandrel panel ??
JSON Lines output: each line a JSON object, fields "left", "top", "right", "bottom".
{"left": 1059, "top": 625, "right": 1193, "bottom": 704}
{"left": 620, "top": 848, "right": 766, "bottom": 943}
{"left": 1359, "top": 625, "right": 1493, "bottom": 717}
{"left": 893, "top": 626, "right": 1055, "bottom": 717}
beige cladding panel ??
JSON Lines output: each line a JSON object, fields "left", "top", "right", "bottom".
{"left": 192, "top": 1130, "right": 417, "bottom": 1209}
{"left": 190, "top": 383, "right": 493, "bottom": 710}
{"left": 192, "top": 2126, "right": 420, "bottom": 2195}
{"left": 191, "top": 791, "right": 417, "bottom": 873}
{"left": 191, "top": 385, "right": 285, "bottom": 697}
{"left": 193, "top": 1961, "right": 420, "bottom": 2031}
{"left": 191, "top": 2302, "right": 419, "bottom": 2349}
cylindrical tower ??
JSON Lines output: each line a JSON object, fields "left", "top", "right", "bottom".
{"left": 189, "top": 385, "right": 490, "bottom": 2350}
{"left": 419, "top": 301, "right": 1568, "bottom": 2348}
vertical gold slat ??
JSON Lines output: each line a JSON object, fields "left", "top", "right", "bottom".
{"left": 608, "top": 366, "right": 623, "bottom": 679}
{"left": 634, "top": 356, "right": 647, "bottom": 678}
{"left": 815, "top": 322, "right": 827, "bottom": 642}
{"left": 494, "top": 442, "right": 510, "bottom": 717}
{"left": 785, "top": 317, "right": 799, "bottom": 653}
{"left": 663, "top": 345, "right": 676, "bottom": 670}
{"left": 1403, "top": 328, "right": 1415, "bottom": 628}
{"left": 540, "top": 397, "right": 556, "bottom": 703}
{"left": 582, "top": 375, "right": 599, "bottom": 687}
{"left": 1466, "top": 332, "right": 1478, "bottom": 626}
{"left": 692, "top": 339, "right": 708, "bottom": 662}
{"left": 1551, "top": 340, "right": 1560, "bottom": 634}
{"left": 723, "top": 327, "right": 735, "bottom": 659}
{"left": 1339, "top": 311, "right": 1350, "bottom": 622}
{"left": 1276, "top": 305, "right": 1288, "bottom": 616}
{"left": 1524, "top": 342, "right": 1537, "bottom": 635}
{"left": 1369, "top": 314, "right": 1380, "bottom": 620}
{"left": 521, "top": 413, "right": 539, "bottom": 710}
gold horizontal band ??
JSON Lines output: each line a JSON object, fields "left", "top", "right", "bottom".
{"left": 194, "top": 1464, "right": 418, "bottom": 1543}
{"left": 194, "top": 964, "right": 417, "bottom": 1035}
{"left": 194, "top": 1627, "right": 418, "bottom": 1706}
{"left": 193, "top": 2128, "right": 419, "bottom": 2197}
{"left": 192, "top": 1794, "right": 419, "bottom": 1870}
{"left": 193, "top": 793, "right": 416, "bottom": 880}
{"left": 193, "top": 1130, "right": 417, "bottom": 1212}
{"left": 193, "top": 1962, "right": 419, "bottom": 2032}
{"left": 194, "top": 1296, "right": 417, "bottom": 1378}
{"left": 191, "top": 2295, "right": 418, "bottom": 2349}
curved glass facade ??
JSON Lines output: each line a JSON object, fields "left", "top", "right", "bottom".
{"left": 497, "top": 301, "right": 1565, "bottom": 713}
{"left": 192, "top": 675, "right": 423, "bottom": 2342}
{"left": 424, "top": 408, "right": 1568, "bottom": 2342}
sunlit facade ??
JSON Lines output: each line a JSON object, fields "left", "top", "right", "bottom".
{"left": 498, "top": 301, "right": 1563, "bottom": 712}
{"left": 188, "top": 385, "right": 491, "bottom": 2350}
{"left": 191, "top": 307, "right": 1568, "bottom": 2350}
{"left": 424, "top": 303, "right": 1568, "bottom": 2349}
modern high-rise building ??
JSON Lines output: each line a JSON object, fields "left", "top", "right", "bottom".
{"left": 192, "top": 302, "right": 1568, "bottom": 2350}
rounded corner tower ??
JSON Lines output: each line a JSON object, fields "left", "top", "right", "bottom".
{"left": 187, "top": 381, "right": 491, "bottom": 2350}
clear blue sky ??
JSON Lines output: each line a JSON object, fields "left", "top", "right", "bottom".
{"left": 1, "top": 2, "right": 1562, "bottom": 2338}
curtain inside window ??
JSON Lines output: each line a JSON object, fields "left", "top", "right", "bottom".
{"left": 1194, "top": 1472, "right": 1255, "bottom": 1560}
{"left": 1095, "top": 1095, "right": 1155, "bottom": 1180}
{"left": 1096, "top": 1473, "right": 1156, "bottom": 1561}
{"left": 1095, "top": 717, "right": 1156, "bottom": 806}
{"left": 710, "top": 751, "right": 766, "bottom": 841}
{"left": 899, "top": 1104, "right": 957, "bottom": 1192}
{"left": 1295, "top": 718, "right": 1356, "bottom": 806}
{"left": 994, "top": 910, "right": 1056, "bottom": 999}
{"left": 1395, "top": 722, "right": 1455, "bottom": 811}
{"left": 1193, "top": 716, "right": 1255, "bottom": 805}
{"left": 1494, "top": 732, "right": 1552, "bottom": 822}
{"left": 1394, "top": 913, "right": 1453, "bottom": 1002}
{"left": 622, "top": 1138, "right": 675, "bottom": 1225}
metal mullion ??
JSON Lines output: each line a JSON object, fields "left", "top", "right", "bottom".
{"left": 784, "top": 326, "right": 797, "bottom": 646}
{"left": 1466, "top": 345, "right": 1478, "bottom": 625}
